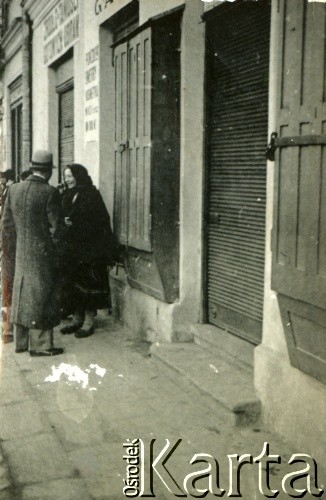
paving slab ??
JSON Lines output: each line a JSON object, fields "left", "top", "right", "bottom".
{"left": 150, "top": 342, "right": 261, "bottom": 425}
{"left": 68, "top": 444, "right": 125, "bottom": 499}
{"left": 0, "top": 400, "right": 51, "bottom": 440}
{"left": 47, "top": 408, "right": 106, "bottom": 451}
{"left": 0, "top": 463, "right": 11, "bottom": 493}
{"left": 23, "top": 365, "right": 60, "bottom": 387}
{"left": 21, "top": 478, "right": 91, "bottom": 500}
{"left": 0, "top": 354, "right": 20, "bottom": 379}
{"left": 2, "top": 433, "right": 75, "bottom": 485}
{"left": 0, "top": 491, "right": 14, "bottom": 500}
{"left": 0, "top": 374, "right": 31, "bottom": 405}
{"left": 31, "top": 379, "right": 95, "bottom": 414}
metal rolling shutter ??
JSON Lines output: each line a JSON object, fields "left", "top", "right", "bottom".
{"left": 59, "top": 85, "right": 74, "bottom": 179}
{"left": 206, "top": 1, "right": 270, "bottom": 344}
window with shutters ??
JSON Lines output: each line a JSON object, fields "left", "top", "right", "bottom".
{"left": 110, "top": 7, "right": 182, "bottom": 302}
{"left": 113, "top": 27, "right": 152, "bottom": 251}
{"left": 272, "top": 0, "right": 326, "bottom": 383}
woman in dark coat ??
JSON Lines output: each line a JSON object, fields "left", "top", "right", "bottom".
{"left": 60, "top": 164, "right": 115, "bottom": 338}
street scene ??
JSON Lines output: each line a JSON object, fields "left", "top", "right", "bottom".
{"left": 0, "top": 0, "right": 325, "bottom": 498}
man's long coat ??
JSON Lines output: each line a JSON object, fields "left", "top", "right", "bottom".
{"left": 2, "top": 175, "right": 65, "bottom": 329}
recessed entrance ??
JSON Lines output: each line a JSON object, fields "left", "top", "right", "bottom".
{"left": 205, "top": 1, "right": 271, "bottom": 345}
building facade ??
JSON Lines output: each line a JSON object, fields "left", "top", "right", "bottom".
{"left": 1, "top": 0, "right": 325, "bottom": 463}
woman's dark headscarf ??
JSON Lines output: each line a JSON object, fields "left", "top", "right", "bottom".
{"left": 67, "top": 164, "right": 93, "bottom": 188}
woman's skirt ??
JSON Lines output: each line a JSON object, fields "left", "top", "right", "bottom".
{"left": 63, "top": 259, "right": 110, "bottom": 312}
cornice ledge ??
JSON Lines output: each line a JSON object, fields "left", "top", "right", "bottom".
{"left": 21, "top": 0, "right": 44, "bottom": 17}
{"left": 1, "top": 18, "right": 23, "bottom": 51}
{"left": 22, "top": 0, "right": 59, "bottom": 26}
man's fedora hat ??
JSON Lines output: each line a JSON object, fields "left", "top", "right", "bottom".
{"left": 31, "top": 150, "right": 55, "bottom": 169}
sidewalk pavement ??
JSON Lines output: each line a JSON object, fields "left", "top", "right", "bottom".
{"left": 0, "top": 313, "right": 324, "bottom": 499}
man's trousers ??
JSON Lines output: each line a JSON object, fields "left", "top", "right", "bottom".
{"left": 14, "top": 324, "right": 53, "bottom": 351}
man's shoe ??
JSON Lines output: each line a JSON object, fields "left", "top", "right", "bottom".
{"left": 15, "top": 347, "right": 28, "bottom": 353}
{"left": 75, "top": 327, "right": 94, "bottom": 338}
{"left": 60, "top": 323, "right": 82, "bottom": 334}
{"left": 29, "top": 347, "right": 64, "bottom": 357}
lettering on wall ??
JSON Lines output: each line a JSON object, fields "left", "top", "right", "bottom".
{"left": 85, "top": 45, "right": 99, "bottom": 140}
{"left": 43, "top": 0, "right": 79, "bottom": 65}
{"left": 94, "top": 0, "right": 114, "bottom": 16}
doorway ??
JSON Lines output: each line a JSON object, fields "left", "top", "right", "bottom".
{"left": 58, "top": 80, "right": 74, "bottom": 181}
{"left": 205, "top": 1, "right": 271, "bottom": 344}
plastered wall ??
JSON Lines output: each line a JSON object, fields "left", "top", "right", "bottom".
{"left": 32, "top": 22, "right": 50, "bottom": 152}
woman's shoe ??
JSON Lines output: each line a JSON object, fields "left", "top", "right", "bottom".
{"left": 60, "top": 323, "right": 83, "bottom": 334}
{"left": 75, "top": 326, "right": 94, "bottom": 338}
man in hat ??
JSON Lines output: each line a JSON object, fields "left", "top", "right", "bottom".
{"left": 2, "top": 150, "right": 65, "bottom": 355}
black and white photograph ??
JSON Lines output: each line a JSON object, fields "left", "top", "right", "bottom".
{"left": 0, "top": 0, "right": 325, "bottom": 498}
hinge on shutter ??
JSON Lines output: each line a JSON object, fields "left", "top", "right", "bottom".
{"left": 118, "top": 140, "right": 129, "bottom": 153}
{"left": 266, "top": 133, "right": 326, "bottom": 161}
{"left": 266, "top": 132, "right": 278, "bottom": 161}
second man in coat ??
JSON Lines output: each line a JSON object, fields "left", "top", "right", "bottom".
{"left": 2, "top": 150, "right": 65, "bottom": 356}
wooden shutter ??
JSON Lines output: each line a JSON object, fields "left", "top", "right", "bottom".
{"left": 127, "top": 27, "right": 151, "bottom": 250}
{"left": 59, "top": 84, "right": 74, "bottom": 179}
{"left": 114, "top": 28, "right": 152, "bottom": 251}
{"left": 272, "top": 0, "right": 326, "bottom": 382}
{"left": 272, "top": 0, "right": 326, "bottom": 309}
{"left": 114, "top": 41, "right": 129, "bottom": 245}
{"left": 206, "top": 1, "right": 270, "bottom": 344}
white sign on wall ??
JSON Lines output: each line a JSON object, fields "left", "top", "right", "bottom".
{"left": 43, "top": 0, "right": 79, "bottom": 65}
{"left": 85, "top": 45, "right": 99, "bottom": 142}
